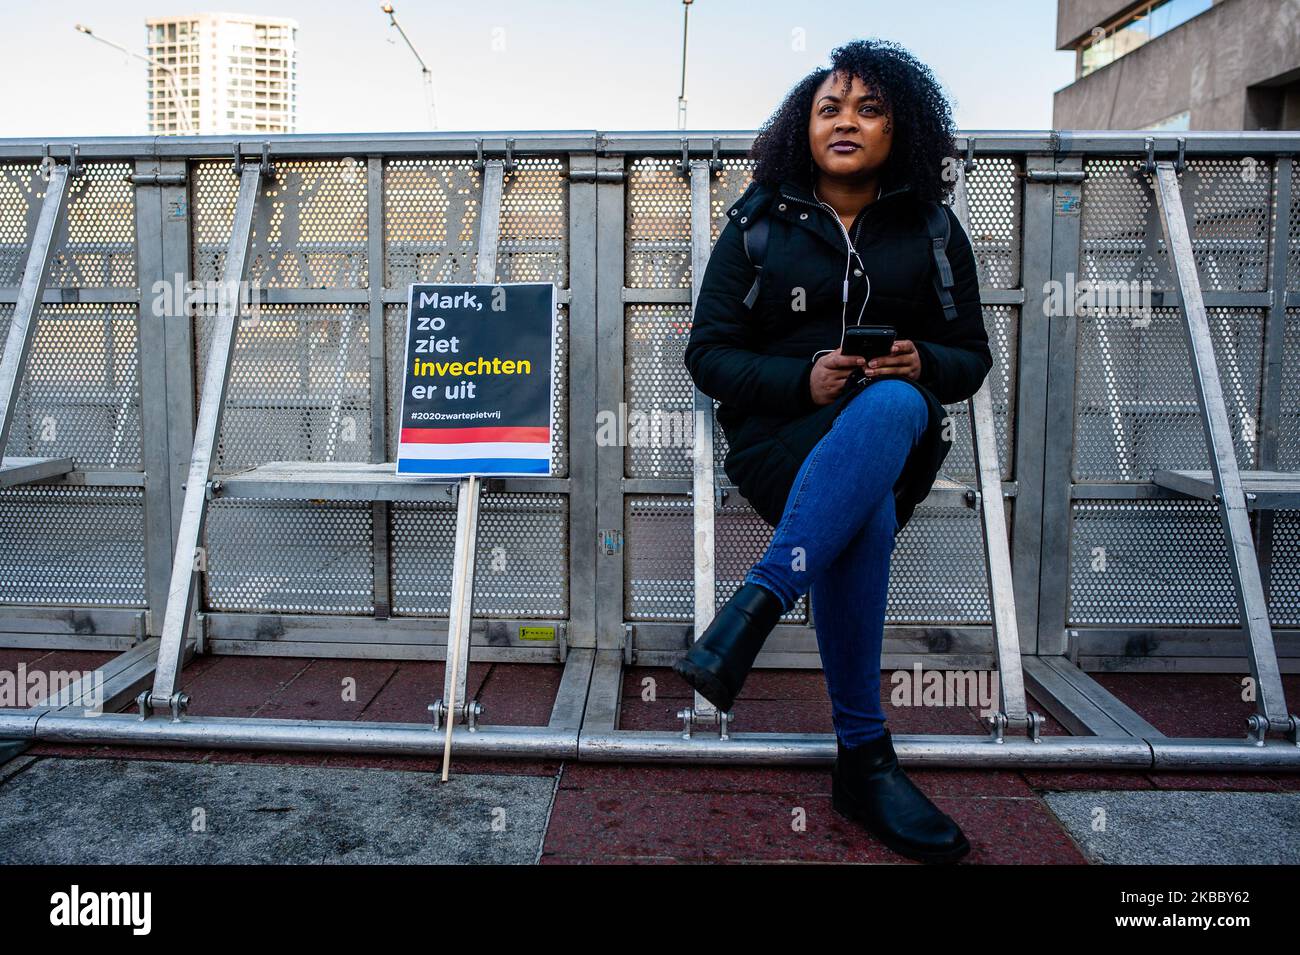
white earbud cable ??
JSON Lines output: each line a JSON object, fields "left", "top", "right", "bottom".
{"left": 811, "top": 187, "right": 870, "bottom": 366}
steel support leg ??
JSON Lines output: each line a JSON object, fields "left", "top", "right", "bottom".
{"left": 683, "top": 158, "right": 728, "bottom": 736}
{"left": 144, "top": 162, "right": 264, "bottom": 715}
{"left": 952, "top": 167, "right": 1039, "bottom": 741}
{"left": 1150, "top": 159, "right": 1297, "bottom": 743}
{"left": 0, "top": 163, "right": 71, "bottom": 460}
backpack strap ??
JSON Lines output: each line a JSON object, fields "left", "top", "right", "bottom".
{"left": 740, "top": 215, "right": 770, "bottom": 310}
{"left": 923, "top": 201, "right": 959, "bottom": 321}
{"left": 740, "top": 198, "right": 957, "bottom": 319}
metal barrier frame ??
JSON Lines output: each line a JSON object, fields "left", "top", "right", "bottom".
{"left": 0, "top": 130, "right": 1297, "bottom": 769}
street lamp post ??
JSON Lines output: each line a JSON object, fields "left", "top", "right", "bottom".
{"left": 75, "top": 23, "right": 195, "bottom": 135}
{"left": 678, "top": 0, "right": 693, "bottom": 130}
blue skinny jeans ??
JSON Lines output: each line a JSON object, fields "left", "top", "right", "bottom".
{"left": 743, "top": 378, "right": 929, "bottom": 747}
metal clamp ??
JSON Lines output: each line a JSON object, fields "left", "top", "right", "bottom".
{"left": 677, "top": 704, "right": 732, "bottom": 740}
{"left": 987, "top": 709, "right": 1042, "bottom": 743}
{"left": 1143, "top": 136, "right": 1186, "bottom": 175}
{"left": 1025, "top": 711, "right": 1044, "bottom": 742}
{"left": 1024, "top": 169, "right": 1087, "bottom": 184}
{"left": 428, "top": 698, "right": 484, "bottom": 731}
{"left": 126, "top": 171, "right": 188, "bottom": 187}
{"left": 677, "top": 137, "right": 723, "bottom": 176}
{"left": 472, "top": 138, "right": 517, "bottom": 173}
{"left": 168, "top": 692, "right": 191, "bottom": 722}
{"left": 987, "top": 710, "right": 1006, "bottom": 742}
{"left": 963, "top": 137, "right": 976, "bottom": 175}
{"left": 233, "top": 141, "right": 274, "bottom": 178}
{"left": 135, "top": 690, "right": 190, "bottom": 722}
{"left": 40, "top": 143, "right": 81, "bottom": 179}
{"left": 1246, "top": 712, "right": 1300, "bottom": 746}
{"left": 1246, "top": 713, "right": 1269, "bottom": 746}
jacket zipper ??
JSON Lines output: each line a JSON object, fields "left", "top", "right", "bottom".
{"left": 779, "top": 187, "right": 903, "bottom": 339}
{"left": 779, "top": 188, "right": 902, "bottom": 371}
{"left": 778, "top": 185, "right": 904, "bottom": 254}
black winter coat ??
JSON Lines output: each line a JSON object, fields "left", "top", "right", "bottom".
{"left": 683, "top": 175, "right": 994, "bottom": 534}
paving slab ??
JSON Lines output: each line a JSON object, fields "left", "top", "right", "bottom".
{"left": 1043, "top": 790, "right": 1300, "bottom": 864}
{"left": 0, "top": 757, "right": 555, "bottom": 864}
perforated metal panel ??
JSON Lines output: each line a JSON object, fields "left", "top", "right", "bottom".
{"left": 194, "top": 305, "right": 372, "bottom": 471}
{"left": 1081, "top": 157, "right": 1175, "bottom": 290}
{"left": 1280, "top": 308, "right": 1300, "bottom": 471}
{"left": 715, "top": 499, "right": 807, "bottom": 623}
{"left": 0, "top": 303, "right": 142, "bottom": 469}
{"left": 709, "top": 159, "right": 758, "bottom": 241}
{"left": 389, "top": 492, "right": 568, "bottom": 617}
{"left": 1081, "top": 157, "right": 1273, "bottom": 293}
{"left": 623, "top": 496, "right": 807, "bottom": 623}
{"left": 497, "top": 157, "right": 568, "bottom": 283}
{"left": 1288, "top": 160, "right": 1300, "bottom": 292}
{"left": 625, "top": 157, "right": 758, "bottom": 290}
{"left": 383, "top": 303, "right": 568, "bottom": 475}
{"left": 624, "top": 302, "right": 693, "bottom": 477}
{"left": 1068, "top": 499, "right": 1238, "bottom": 625}
{"left": 1267, "top": 509, "right": 1299, "bottom": 627}
{"left": 0, "top": 163, "right": 38, "bottom": 285}
{"left": 1181, "top": 157, "right": 1272, "bottom": 291}
{"left": 626, "top": 157, "right": 691, "bottom": 289}
{"left": 939, "top": 304, "right": 1016, "bottom": 481}
{"left": 384, "top": 158, "right": 481, "bottom": 286}
{"left": 192, "top": 159, "right": 369, "bottom": 287}
{"left": 55, "top": 162, "right": 137, "bottom": 287}
{"left": 621, "top": 302, "right": 731, "bottom": 478}
{"left": 203, "top": 499, "right": 373, "bottom": 614}
{"left": 383, "top": 155, "right": 568, "bottom": 287}
{"left": 962, "top": 155, "right": 1021, "bottom": 289}
{"left": 1073, "top": 306, "right": 1263, "bottom": 481}
{"left": 0, "top": 162, "right": 135, "bottom": 288}
{"left": 0, "top": 486, "right": 146, "bottom": 606}
{"left": 886, "top": 504, "right": 996, "bottom": 624}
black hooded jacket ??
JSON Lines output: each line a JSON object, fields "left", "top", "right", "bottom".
{"left": 683, "top": 175, "right": 993, "bottom": 533}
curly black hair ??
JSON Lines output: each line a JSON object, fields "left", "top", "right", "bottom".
{"left": 749, "top": 38, "right": 959, "bottom": 204}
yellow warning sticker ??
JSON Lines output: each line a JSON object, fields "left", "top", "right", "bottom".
{"left": 519, "top": 626, "right": 556, "bottom": 642}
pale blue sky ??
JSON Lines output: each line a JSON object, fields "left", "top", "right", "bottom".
{"left": 0, "top": 0, "right": 1075, "bottom": 136}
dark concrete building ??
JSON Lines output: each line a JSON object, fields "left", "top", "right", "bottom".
{"left": 1053, "top": 0, "right": 1300, "bottom": 129}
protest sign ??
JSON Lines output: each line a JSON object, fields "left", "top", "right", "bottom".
{"left": 396, "top": 282, "right": 556, "bottom": 476}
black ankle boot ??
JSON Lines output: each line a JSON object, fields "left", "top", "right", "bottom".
{"left": 672, "top": 582, "right": 785, "bottom": 712}
{"left": 831, "top": 729, "right": 971, "bottom": 864}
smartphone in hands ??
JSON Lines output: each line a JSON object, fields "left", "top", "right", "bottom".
{"left": 838, "top": 325, "right": 896, "bottom": 390}
{"left": 841, "top": 324, "right": 896, "bottom": 361}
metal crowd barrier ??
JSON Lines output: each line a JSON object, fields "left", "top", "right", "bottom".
{"left": 0, "top": 130, "right": 1297, "bottom": 769}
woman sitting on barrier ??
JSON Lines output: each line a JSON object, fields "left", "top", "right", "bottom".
{"left": 677, "top": 38, "right": 993, "bottom": 864}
